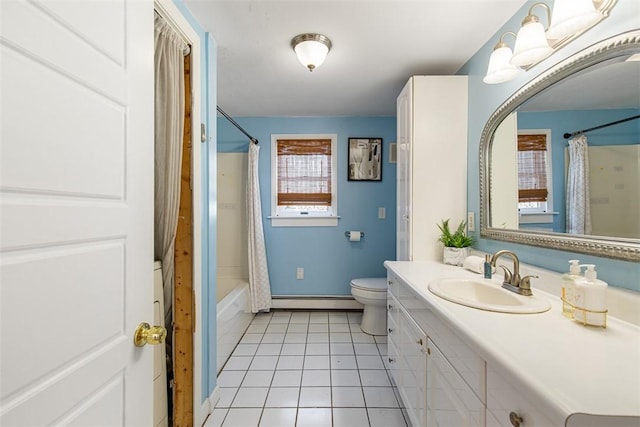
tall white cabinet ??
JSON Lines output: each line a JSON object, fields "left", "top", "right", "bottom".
{"left": 396, "top": 76, "right": 468, "bottom": 261}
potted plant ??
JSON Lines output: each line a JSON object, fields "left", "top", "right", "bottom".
{"left": 437, "top": 219, "right": 473, "bottom": 266}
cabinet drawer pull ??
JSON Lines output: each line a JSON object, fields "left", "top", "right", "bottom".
{"left": 417, "top": 338, "right": 423, "bottom": 346}
{"left": 509, "top": 412, "right": 523, "bottom": 427}
{"left": 388, "top": 357, "right": 395, "bottom": 363}
{"left": 388, "top": 327, "right": 394, "bottom": 333}
{"left": 388, "top": 304, "right": 393, "bottom": 310}
{"left": 426, "top": 347, "right": 431, "bottom": 355}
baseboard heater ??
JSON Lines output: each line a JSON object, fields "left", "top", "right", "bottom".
{"left": 271, "top": 295, "right": 363, "bottom": 310}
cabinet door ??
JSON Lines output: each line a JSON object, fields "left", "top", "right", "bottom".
{"left": 400, "top": 310, "right": 428, "bottom": 427}
{"left": 427, "top": 340, "right": 484, "bottom": 427}
{"left": 396, "top": 78, "right": 412, "bottom": 261}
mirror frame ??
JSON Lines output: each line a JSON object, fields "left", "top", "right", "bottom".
{"left": 479, "top": 30, "right": 640, "bottom": 262}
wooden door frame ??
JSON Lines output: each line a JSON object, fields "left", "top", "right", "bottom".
{"left": 153, "top": 1, "right": 203, "bottom": 425}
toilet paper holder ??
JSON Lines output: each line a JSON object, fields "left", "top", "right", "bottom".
{"left": 345, "top": 231, "right": 365, "bottom": 239}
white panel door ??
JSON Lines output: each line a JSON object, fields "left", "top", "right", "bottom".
{"left": 0, "top": 0, "right": 154, "bottom": 425}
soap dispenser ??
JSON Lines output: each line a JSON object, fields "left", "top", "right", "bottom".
{"left": 573, "top": 264, "right": 608, "bottom": 327}
{"left": 483, "top": 254, "right": 492, "bottom": 279}
{"left": 561, "top": 260, "right": 581, "bottom": 317}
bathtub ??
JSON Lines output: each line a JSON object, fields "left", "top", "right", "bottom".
{"left": 217, "top": 279, "right": 254, "bottom": 373}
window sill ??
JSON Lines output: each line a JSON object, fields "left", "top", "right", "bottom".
{"left": 269, "top": 216, "right": 339, "bottom": 227}
{"left": 518, "top": 212, "right": 558, "bottom": 224}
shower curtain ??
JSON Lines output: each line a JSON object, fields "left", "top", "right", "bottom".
{"left": 154, "top": 12, "right": 190, "bottom": 329}
{"left": 247, "top": 142, "right": 272, "bottom": 312}
{"left": 566, "top": 134, "right": 592, "bottom": 235}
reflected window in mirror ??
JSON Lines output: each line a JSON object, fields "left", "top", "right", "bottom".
{"left": 517, "top": 130, "right": 554, "bottom": 229}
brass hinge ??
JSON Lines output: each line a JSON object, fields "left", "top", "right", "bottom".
{"left": 192, "top": 289, "right": 196, "bottom": 333}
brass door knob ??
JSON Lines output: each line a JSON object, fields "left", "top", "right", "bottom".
{"left": 134, "top": 322, "right": 167, "bottom": 347}
{"left": 509, "top": 412, "right": 524, "bottom": 427}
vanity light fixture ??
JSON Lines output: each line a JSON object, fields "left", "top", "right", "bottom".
{"left": 483, "top": 32, "right": 523, "bottom": 84}
{"left": 483, "top": 0, "right": 617, "bottom": 84}
{"left": 546, "top": 0, "right": 602, "bottom": 40}
{"left": 510, "top": 3, "right": 554, "bottom": 67}
{"left": 291, "top": 33, "right": 332, "bottom": 72}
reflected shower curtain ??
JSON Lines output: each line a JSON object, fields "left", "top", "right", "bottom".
{"left": 154, "top": 13, "right": 189, "bottom": 329}
{"left": 566, "top": 134, "right": 592, "bottom": 235}
{"left": 247, "top": 142, "right": 272, "bottom": 312}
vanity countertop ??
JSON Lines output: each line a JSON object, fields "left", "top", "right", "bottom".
{"left": 384, "top": 260, "right": 640, "bottom": 423}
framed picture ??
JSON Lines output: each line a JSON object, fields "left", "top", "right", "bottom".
{"left": 348, "top": 137, "right": 382, "bottom": 181}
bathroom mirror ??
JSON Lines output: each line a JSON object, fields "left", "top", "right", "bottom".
{"left": 480, "top": 30, "right": 640, "bottom": 262}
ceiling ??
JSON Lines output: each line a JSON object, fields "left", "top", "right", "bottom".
{"left": 520, "top": 57, "right": 640, "bottom": 112}
{"left": 183, "top": 0, "right": 528, "bottom": 117}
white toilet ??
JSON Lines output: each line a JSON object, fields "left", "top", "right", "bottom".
{"left": 350, "top": 277, "right": 388, "bottom": 335}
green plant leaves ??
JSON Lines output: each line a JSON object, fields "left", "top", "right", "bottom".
{"left": 437, "top": 218, "right": 473, "bottom": 248}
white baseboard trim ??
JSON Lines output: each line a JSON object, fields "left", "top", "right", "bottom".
{"left": 199, "top": 386, "right": 220, "bottom": 425}
{"left": 271, "top": 296, "right": 363, "bottom": 310}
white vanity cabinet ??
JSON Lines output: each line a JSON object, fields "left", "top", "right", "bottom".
{"left": 388, "top": 287, "right": 427, "bottom": 427}
{"left": 386, "top": 260, "right": 640, "bottom": 427}
{"left": 387, "top": 272, "right": 484, "bottom": 427}
{"left": 396, "top": 76, "right": 468, "bottom": 262}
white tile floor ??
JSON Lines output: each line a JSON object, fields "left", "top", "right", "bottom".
{"left": 204, "top": 310, "right": 408, "bottom": 427}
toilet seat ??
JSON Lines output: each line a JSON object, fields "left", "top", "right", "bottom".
{"left": 350, "top": 277, "right": 387, "bottom": 292}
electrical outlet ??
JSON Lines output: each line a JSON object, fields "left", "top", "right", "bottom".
{"left": 467, "top": 212, "right": 475, "bottom": 232}
{"left": 296, "top": 267, "right": 304, "bottom": 280}
{"left": 378, "top": 207, "right": 386, "bottom": 219}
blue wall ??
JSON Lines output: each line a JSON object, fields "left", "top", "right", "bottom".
{"left": 218, "top": 116, "right": 397, "bottom": 295}
{"left": 173, "top": 0, "right": 218, "bottom": 402}
{"left": 458, "top": 0, "right": 640, "bottom": 291}
{"left": 518, "top": 108, "right": 640, "bottom": 232}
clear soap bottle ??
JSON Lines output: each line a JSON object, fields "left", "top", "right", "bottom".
{"left": 561, "top": 260, "right": 581, "bottom": 317}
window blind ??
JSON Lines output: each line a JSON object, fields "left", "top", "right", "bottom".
{"left": 277, "top": 139, "right": 332, "bottom": 206}
{"left": 517, "top": 134, "right": 548, "bottom": 203}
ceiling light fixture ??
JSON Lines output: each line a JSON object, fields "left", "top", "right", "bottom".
{"left": 484, "top": 0, "right": 616, "bottom": 84}
{"left": 291, "top": 33, "right": 332, "bottom": 72}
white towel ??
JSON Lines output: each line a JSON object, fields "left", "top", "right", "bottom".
{"left": 463, "top": 255, "right": 485, "bottom": 274}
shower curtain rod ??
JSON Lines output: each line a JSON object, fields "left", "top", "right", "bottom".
{"left": 563, "top": 114, "right": 640, "bottom": 139}
{"left": 217, "top": 106, "right": 258, "bottom": 144}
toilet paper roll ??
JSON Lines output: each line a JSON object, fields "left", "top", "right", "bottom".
{"left": 462, "top": 255, "right": 485, "bottom": 274}
{"left": 349, "top": 231, "right": 362, "bottom": 242}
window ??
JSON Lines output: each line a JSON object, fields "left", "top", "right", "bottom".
{"left": 271, "top": 134, "right": 338, "bottom": 226}
{"left": 517, "top": 130, "right": 555, "bottom": 223}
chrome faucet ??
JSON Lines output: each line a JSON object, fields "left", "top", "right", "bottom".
{"left": 490, "top": 250, "right": 538, "bottom": 296}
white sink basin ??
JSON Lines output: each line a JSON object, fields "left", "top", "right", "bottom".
{"left": 428, "top": 278, "right": 551, "bottom": 314}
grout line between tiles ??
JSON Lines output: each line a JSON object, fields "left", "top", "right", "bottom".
{"left": 216, "top": 310, "right": 410, "bottom": 427}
